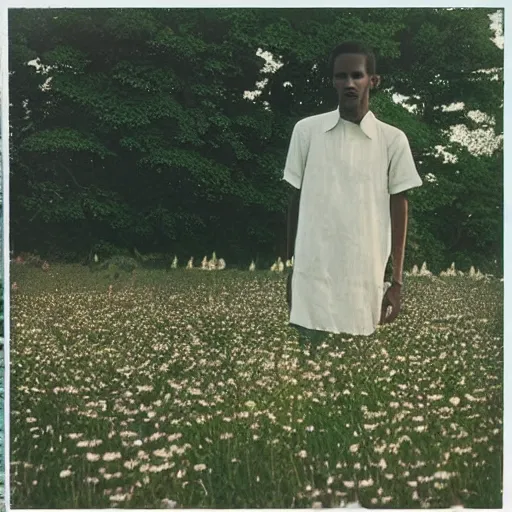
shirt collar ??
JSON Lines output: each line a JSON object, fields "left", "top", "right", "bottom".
{"left": 323, "top": 108, "right": 377, "bottom": 140}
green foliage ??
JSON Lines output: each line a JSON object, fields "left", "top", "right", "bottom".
{"left": 16, "top": 252, "right": 43, "bottom": 268}
{"left": 9, "top": 8, "right": 503, "bottom": 271}
{"left": 21, "top": 128, "right": 115, "bottom": 157}
{"left": 100, "top": 255, "right": 139, "bottom": 274}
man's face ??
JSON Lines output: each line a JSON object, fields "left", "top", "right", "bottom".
{"left": 332, "top": 53, "right": 374, "bottom": 110}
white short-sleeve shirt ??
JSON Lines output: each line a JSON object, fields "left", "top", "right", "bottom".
{"left": 283, "top": 109, "right": 423, "bottom": 336}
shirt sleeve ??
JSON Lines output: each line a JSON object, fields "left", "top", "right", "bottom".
{"left": 283, "top": 122, "right": 307, "bottom": 189}
{"left": 388, "top": 131, "right": 423, "bottom": 195}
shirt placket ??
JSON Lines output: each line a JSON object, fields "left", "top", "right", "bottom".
{"left": 345, "top": 125, "right": 358, "bottom": 179}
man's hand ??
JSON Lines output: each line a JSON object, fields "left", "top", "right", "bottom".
{"left": 380, "top": 283, "right": 402, "bottom": 324}
{"left": 286, "top": 272, "right": 292, "bottom": 311}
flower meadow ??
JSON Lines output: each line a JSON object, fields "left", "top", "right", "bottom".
{"left": 0, "top": 336, "right": 4, "bottom": 510}
{"left": 0, "top": 275, "right": 4, "bottom": 510}
{"left": 10, "top": 265, "right": 503, "bottom": 509}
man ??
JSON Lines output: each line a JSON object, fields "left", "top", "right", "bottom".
{"left": 284, "top": 41, "right": 422, "bottom": 354}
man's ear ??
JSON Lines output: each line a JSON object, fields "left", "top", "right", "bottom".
{"left": 371, "top": 75, "right": 381, "bottom": 89}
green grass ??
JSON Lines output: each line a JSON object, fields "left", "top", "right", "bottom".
{"left": 0, "top": 276, "right": 4, "bottom": 510}
{"left": 10, "top": 264, "right": 503, "bottom": 508}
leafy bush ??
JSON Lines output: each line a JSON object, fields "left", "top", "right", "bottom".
{"left": 100, "top": 255, "right": 139, "bottom": 274}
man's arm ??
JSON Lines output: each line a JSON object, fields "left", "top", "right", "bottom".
{"left": 380, "top": 190, "right": 408, "bottom": 324}
{"left": 382, "top": 128, "right": 421, "bottom": 325}
{"left": 283, "top": 120, "right": 306, "bottom": 312}
{"left": 286, "top": 187, "right": 301, "bottom": 261}
{"left": 286, "top": 187, "right": 300, "bottom": 310}
{"left": 390, "top": 190, "right": 408, "bottom": 284}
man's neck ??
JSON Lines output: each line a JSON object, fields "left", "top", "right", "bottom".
{"left": 339, "top": 105, "right": 370, "bottom": 125}
{"left": 338, "top": 101, "right": 370, "bottom": 124}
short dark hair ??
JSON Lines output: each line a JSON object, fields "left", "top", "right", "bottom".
{"left": 328, "top": 41, "right": 376, "bottom": 76}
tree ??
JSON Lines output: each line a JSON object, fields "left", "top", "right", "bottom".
{"left": 9, "top": 8, "right": 503, "bottom": 271}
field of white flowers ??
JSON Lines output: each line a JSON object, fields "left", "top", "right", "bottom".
{"left": 10, "top": 265, "right": 503, "bottom": 509}
{"left": 0, "top": 345, "right": 4, "bottom": 510}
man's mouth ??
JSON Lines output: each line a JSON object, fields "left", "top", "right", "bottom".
{"left": 344, "top": 91, "right": 358, "bottom": 98}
